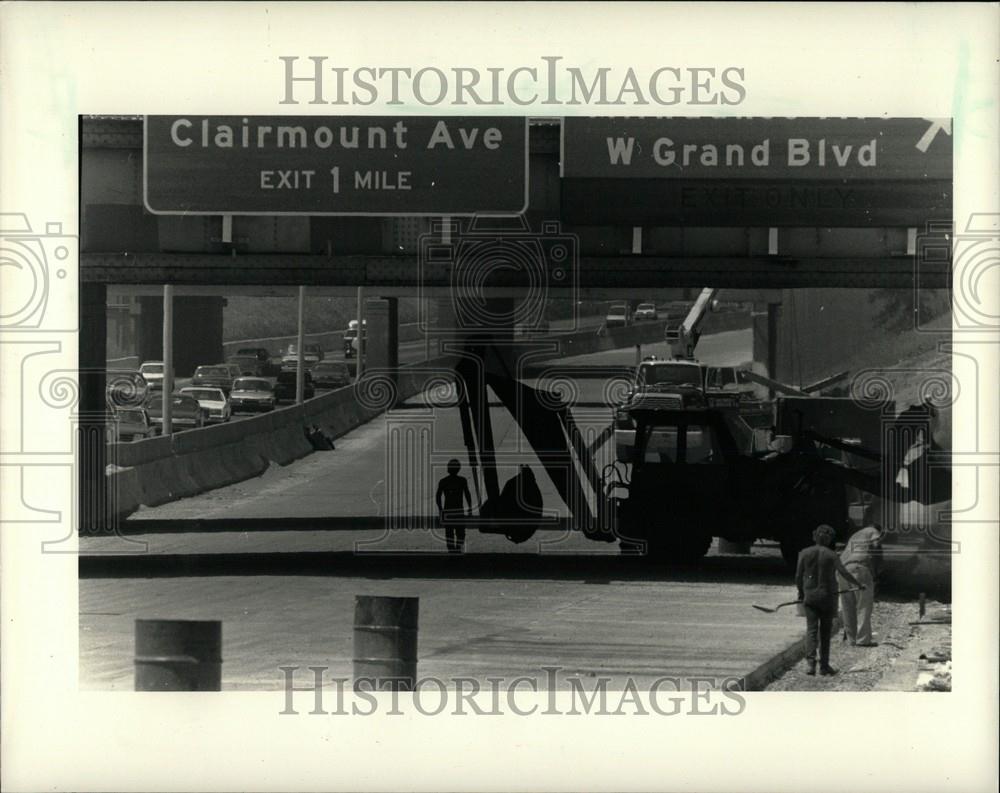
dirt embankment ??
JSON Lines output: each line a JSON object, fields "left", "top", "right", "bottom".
{"left": 765, "top": 600, "right": 952, "bottom": 691}
{"left": 834, "top": 310, "right": 952, "bottom": 422}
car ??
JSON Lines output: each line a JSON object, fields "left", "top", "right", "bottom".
{"left": 605, "top": 302, "right": 632, "bottom": 328}
{"left": 107, "top": 406, "right": 156, "bottom": 443}
{"left": 704, "top": 366, "right": 767, "bottom": 402}
{"left": 633, "top": 359, "right": 706, "bottom": 402}
{"left": 229, "top": 377, "right": 276, "bottom": 413}
{"left": 138, "top": 361, "right": 168, "bottom": 391}
{"left": 282, "top": 342, "right": 324, "bottom": 369}
{"left": 234, "top": 347, "right": 279, "bottom": 375}
{"left": 311, "top": 361, "right": 352, "bottom": 389}
{"left": 274, "top": 370, "right": 315, "bottom": 402}
{"left": 227, "top": 354, "right": 267, "bottom": 377}
{"left": 634, "top": 303, "right": 658, "bottom": 321}
{"left": 235, "top": 347, "right": 271, "bottom": 363}
{"left": 145, "top": 393, "right": 206, "bottom": 432}
{"left": 105, "top": 370, "right": 148, "bottom": 409}
{"left": 191, "top": 364, "right": 236, "bottom": 394}
{"left": 179, "top": 386, "right": 231, "bottom": 423}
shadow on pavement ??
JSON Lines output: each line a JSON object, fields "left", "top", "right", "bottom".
{"left": 80, "top": 549, "right": 794, "bottom": 585}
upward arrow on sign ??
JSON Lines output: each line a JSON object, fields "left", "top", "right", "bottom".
{"left": 916, "top": 119, "right": 952, "bottom": 153}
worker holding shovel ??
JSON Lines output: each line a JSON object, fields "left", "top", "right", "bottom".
{"left": 795, "top": 524, "right": 866, "bottom": 676}
{"left": 839, "top": 510, "right": 884, "bottom": 647}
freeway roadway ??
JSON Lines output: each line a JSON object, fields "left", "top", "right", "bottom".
{"left": 113, "top": 327, "right": 752, "bottom": 527}
{"left": 109, "top": 312, "right": 677, "bottom": 432}
{"left": 82, "top": 327, "right": 794, "bottom": 693}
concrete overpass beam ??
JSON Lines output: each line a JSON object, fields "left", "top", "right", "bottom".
{"left": 138, "top": 296, "right": 225, "bottom": 376}
{"left": 79, "top": 283, "right": 108, "bottom": 532}
{"left": 365, "top": 298, "right": 399, "bottom": 372}
{"left": 752, "top": 301, "right": 781, "bottom": 397}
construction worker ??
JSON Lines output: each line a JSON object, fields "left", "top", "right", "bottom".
{"left": 795, "top": 524, "right": 866, "bottom": 676}
{"left": 436, "top": 459, "right": 472, "bottom": 554}
{"left": 839, "top": 509, "right": 883, "bottom": 646}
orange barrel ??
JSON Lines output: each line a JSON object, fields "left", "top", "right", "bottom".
{"left": 134, "top": 619, "right": 222, "bottom": 691}
{"left": 353, "top": 596, "right": 418, "bottom": 691}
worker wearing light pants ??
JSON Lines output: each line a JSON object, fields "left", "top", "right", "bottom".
{"left": 838, "top": 522, "right": 883, "bottom": 646}
{"left": 839, "top": 563, "right": 875, "bottom": 644}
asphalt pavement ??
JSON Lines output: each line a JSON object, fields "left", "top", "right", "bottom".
{"left": 81, "top": 326, "right": 802, "bottom": 692}
{"left": 80, "top": 540, "right": 800, "bottom": 691}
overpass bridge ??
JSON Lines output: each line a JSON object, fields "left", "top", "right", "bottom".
{"left": 79, "top": 115, "right": 951, "bottom": 557}
{"left": 73, "top": 115, "right": 955, "bottom": 695}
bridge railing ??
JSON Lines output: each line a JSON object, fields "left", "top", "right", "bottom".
{"left": 104, "top": 357, "right": 454, "bottom": 523}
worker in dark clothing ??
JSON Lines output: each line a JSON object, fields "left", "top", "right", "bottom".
{"left": 795, "top": 524, "right": 865, "bottom": 676}
{"left": 436, "top": 458, "right": 472, "bottom": 553}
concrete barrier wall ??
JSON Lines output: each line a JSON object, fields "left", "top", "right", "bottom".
{"left": 701, "top": 310, "right": 752, "bottom": 335}
{"left": 106, "top": 357, "right": 453, "bottom": 519}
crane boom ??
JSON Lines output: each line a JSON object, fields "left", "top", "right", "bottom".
{"left": 665, "top": 287, "right": 719, "bottom": 358}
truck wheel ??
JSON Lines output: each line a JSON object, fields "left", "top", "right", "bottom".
{"left": 649, "top": 532, "right": 712, "bottom": 564}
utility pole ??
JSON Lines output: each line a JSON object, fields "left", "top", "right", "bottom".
{"left": 162, "top": 284, "right": 173, "bottom": 435}
{"left": 296, "top": 286, "right": 306, "bottom": 404}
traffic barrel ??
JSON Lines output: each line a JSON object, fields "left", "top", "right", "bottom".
{"left": 134, "top": 619, "right": 222, "bottom": 691}
{"left": 353, "top": 596, "right": 418, "bottom": 691}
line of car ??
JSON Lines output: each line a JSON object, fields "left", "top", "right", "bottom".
{"left": 109, "top": 345, "right": 355, "bottom": 443}
{"left": 605, "top": 302, "right": 660, "bottom": 328}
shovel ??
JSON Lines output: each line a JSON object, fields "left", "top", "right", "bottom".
{"left": 752, "top": 588, "right": 862, "bottom": 614}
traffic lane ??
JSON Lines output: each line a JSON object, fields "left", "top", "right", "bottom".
{"left": 79, "top": 548, "right": 800, "bottom": 691}
{"left": 121, "top": 325, "right": 750, "bottom": 519}
{"left": 546, "top": 327, "right": 753, "bottom": 368}
{"left": 123, "top": 387, "right": 580, "bottom": 522}
{"left": 108, "top": 314, "right": 602, "bottom": 375}
{"left": 319, "top": 315, "right": 609, "bottom": 365}
{"left": 319, "top": 337, "right": 430, "bottom": 365}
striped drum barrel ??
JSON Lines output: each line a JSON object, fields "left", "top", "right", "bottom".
{"left": 353, "top": 596, "right": 418, "bottom": 691}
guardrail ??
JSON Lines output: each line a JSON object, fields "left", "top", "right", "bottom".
{"left": 221, "top": 321, "right": 424, "bottom": 357}
{"left": 105, "top": 357, "right": 455, "bottom": 522}
{"left": 523, "top": 310, "right": 750, "bottom": 362}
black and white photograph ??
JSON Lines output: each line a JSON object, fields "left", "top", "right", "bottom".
{"left": 79, "top": 114, "right": 955, "bottom": 694}
{"left": 1, "top": 4, "right": 997, "bottom": 792}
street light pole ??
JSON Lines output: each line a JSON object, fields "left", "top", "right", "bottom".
{"left": 162, "top": 284, "right": 173, "bottom": 435}
{"left": 296, "top": 285, "right": 306, "bottom": 404}
{"left": 356, "top": 286, "right": 365, "bottom": 380}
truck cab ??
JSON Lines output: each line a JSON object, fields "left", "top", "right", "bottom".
{"left": 614, "top": 357, "right": 707, "bottom": 462}
{"left": 615, "top": 406, "right": 849, "bottom": 567}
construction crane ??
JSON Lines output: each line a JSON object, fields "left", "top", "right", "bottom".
{"left": 664, "top": 287, "right": 719, "bottom": 359}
